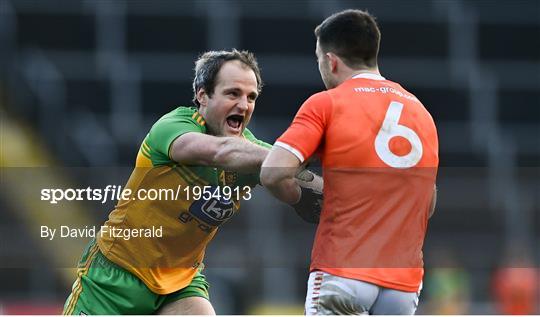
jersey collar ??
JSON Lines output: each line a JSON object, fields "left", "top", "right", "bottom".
{"left": 352, "top": 73, "right": 386, "bottom": 81}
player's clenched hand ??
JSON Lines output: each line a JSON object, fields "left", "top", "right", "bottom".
{"left": 292, "top": 169, "right": 323, "bottom": 224}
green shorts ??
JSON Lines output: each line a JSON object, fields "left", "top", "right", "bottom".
{"left": 63, "top": 239, "right": 210, "bottom": 315}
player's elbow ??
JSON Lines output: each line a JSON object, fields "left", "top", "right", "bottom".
{"left": 260, "top": 164, "right": 292, "bottom": 190}
{"left": 259, "top": 167, "right": 280, "bottom": 189}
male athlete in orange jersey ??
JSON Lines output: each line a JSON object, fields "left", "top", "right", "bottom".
{"left": 261, "top": 10, "right": 438, "bottom": 315}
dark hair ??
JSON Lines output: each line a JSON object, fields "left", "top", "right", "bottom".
{"left": 192, "top": 49, "right": 263, "bottom": 107}
{"left": 314, "top": 9, "right": 381, "bottom": 69}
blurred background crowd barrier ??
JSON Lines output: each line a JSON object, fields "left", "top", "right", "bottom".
{"left": 0, "top": 0, "right": 538, "bottom": 314}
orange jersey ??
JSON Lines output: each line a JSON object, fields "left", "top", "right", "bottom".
{"left": 276, "top": 73, "right": 439, "bottom": 292}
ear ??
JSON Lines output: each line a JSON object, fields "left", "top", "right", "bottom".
{"left": 196, "top": 88, "right": 208, "bottom": 107}
{"left": 326, "top": 52, "right": 339, "bottom": 73}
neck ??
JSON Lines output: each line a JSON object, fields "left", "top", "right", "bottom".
{"left": 351, "top": 68, "right": 380, "bottom": 78}
{"left": 336, "top": 66, "right": 380, "bottom": 86}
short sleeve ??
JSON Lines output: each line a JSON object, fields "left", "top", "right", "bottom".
{"left": 276, "top": 91, "right": 332, "bottom": 162}
{"left": 243, "top": 127, "right": 272, "bottom": 149}
{"left": 146, "top": 108, "right": 205, "bottom": 165}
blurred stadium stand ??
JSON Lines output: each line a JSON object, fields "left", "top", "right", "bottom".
{"left": 0, "top": 0, "right": 538, "bottom": 314}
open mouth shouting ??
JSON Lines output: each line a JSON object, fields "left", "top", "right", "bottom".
{"left": 225, "top": 114, "right": 245, "bottom": 135}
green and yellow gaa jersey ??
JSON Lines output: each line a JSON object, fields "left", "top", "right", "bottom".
{"left": 97, "top": 106, "right": 270, "bottom": 294}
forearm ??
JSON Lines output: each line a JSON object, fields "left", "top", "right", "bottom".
{"left": 213, "top": 137, "right": 269, "bottom": 172}
{"left": 260, "top": 167, "right": 301, "bottom": 204}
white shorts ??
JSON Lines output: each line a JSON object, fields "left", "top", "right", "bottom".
{"left": 305, "top": 271, "right": 421, "bottom": 315}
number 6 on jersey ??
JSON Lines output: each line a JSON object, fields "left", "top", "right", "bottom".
{"left": 375, "top": 101, "right": 423, "bottom": 168}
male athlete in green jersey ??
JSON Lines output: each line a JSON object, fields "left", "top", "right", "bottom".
{"left": 63, "top": 50, "right": 323, "bottom": 315}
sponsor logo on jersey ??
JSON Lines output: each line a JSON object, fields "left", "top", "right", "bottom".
{"left": 187, "top": 186, "right": 235, "bottom": 227}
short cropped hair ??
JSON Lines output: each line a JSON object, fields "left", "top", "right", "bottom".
{"left": 315, "top": 9, "right": 381, "bottom": 69}
{"left": 192, "top": 49, "right": 263, "bottom": 107}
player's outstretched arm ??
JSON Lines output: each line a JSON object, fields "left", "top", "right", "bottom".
{"left": 260, "top": 146, "right": 303, "bottom": 204}
{"left": 170, "top": 132, "right": 269, "bottom": 173}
